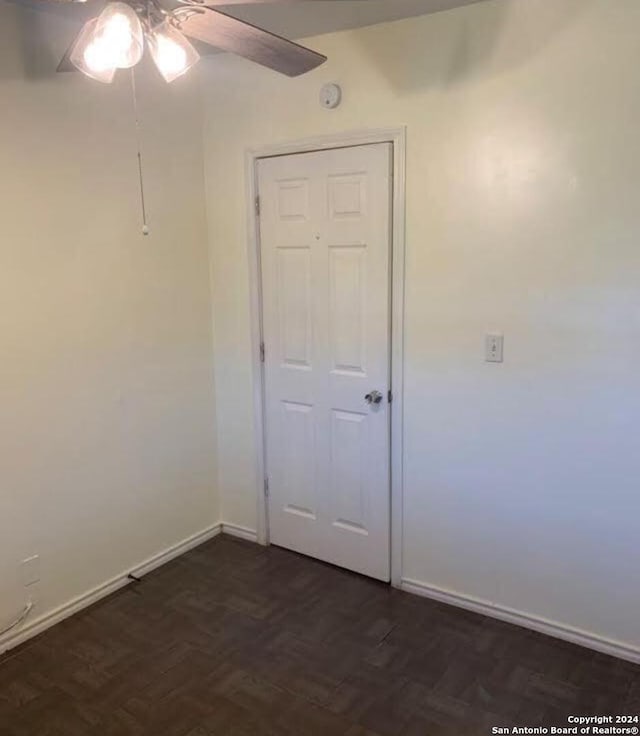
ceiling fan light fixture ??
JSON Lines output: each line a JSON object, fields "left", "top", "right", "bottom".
{"left": 62, "top": 0, "right": 326, "bottom": 85}
{"left": 148, "top": 22, "right": 200, "bottom": 84}
{"left": 69, "top": 18, "right": 117, "bottom": 83}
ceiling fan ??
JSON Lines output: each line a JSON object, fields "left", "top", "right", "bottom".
{"left": 40, "top": 0, "right": 334, "bottom": 84}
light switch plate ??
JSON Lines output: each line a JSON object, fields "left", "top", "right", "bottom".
{"left": 485, "top": 334, "right": 504, "bottom": 363}
{"left": 22, "top": 555, "right": 40, "bottom": 586}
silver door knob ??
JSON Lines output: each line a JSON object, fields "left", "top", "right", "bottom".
{"left": 365, "top": 390, "right": 383, "bottom": 405}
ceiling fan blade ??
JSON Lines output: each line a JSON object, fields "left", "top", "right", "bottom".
{"left": 57, "top": 54, "right": 77, "bottom": 73}
{"left": 57, "top": 32, "right": 80, "bottom": 72}
{"left": 178, "top": 8, "right": 327, "bottom": 76}
{"left": 202, "top": 0, "right": 348, "bottom": 3}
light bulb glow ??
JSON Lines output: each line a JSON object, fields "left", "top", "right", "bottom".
{"left": 69, "top": 2, "right": 143, "bottom": 82}
{"left": 148, "top": 22, "right": 200, "bottom": 83}
{"left": 70, "top": 18, "right": 117, "bottom": 83}
{"left": 94, "top": 3, "right": 144, "bottom": 69}
{"left": 83, "top": 37, "right": 115, "bottom": 74}
{"left": 155, "top": 36, "right": 188, "bottom": 77}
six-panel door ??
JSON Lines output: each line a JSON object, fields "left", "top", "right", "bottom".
{"left": 258, "top": 144, "right": 392, "bottom": 581}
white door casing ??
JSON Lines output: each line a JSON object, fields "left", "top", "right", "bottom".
{"left": 258, "top": 143, "right": 392, "bottom": 581}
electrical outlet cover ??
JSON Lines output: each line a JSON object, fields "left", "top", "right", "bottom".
{"left": 26, "top": 583, "right": 39, "bottom": 607}
{"left": 21, "top": 555, "right": 40, "bottom": 586}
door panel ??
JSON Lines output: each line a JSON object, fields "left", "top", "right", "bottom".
{"left": 280, "top": 401, "right": 316, "bottom": 518}
{"left": 330, "top": 408, "right": 369, "bottom": 533}
{"left": 258, "top": 143, "right": 392, "bottom": 582}
{"left": 277, "top": 248, "right": 312, "bottom": 369}
{"left": 329, "top": 245, "right": 367, "bottom": 375}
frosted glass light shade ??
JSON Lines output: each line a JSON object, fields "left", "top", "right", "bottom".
{"left": 94, "top": 2, "right": 144, "bottom": 69}
{"left": 70, "top": 18, "right": 117, "bottom": 83}
{"left": 148, "top": 22, "right": 200, "bottom": 83}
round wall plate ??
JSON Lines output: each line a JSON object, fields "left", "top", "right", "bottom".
{"left": 320, "top": 83, "right": 342, "bottom": 109}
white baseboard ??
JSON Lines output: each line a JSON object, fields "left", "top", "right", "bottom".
{"left": 3, "top": 528, "right": 636, "bottom": 667}
{"left": 0, "top": 523, "right": 222, "bottom": 656}
{"left": 221, "top": 523, "right": 258, "bottom": 543}
{"left": 401, "top": 577, "right": 640, "bottom": 665}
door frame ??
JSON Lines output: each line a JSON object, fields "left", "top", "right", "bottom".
{"left": 245, "top": 127, "right": 406, "bottom": 587}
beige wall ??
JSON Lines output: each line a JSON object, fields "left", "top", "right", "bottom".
{"left": 0, "top": 3, "right": 218, "bottom": 631}
{"left": 2, "top": 0, "right": 639, "bottom": 660}
{"left": 202, "top": 0, "right": 640, "bottom": 654}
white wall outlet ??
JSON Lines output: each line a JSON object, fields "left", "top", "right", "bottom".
{"left": 26, "top": 584, "right": 39, "bottom": 608}
{"left": 485, "top": 334, "right": 504, "bottom": 363}
{"left": 21, "top": 555, "right": 40, "bottom": 586}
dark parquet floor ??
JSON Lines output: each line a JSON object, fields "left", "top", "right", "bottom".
{"left": 1, "top": 535, "right": 638, "bottom": 736}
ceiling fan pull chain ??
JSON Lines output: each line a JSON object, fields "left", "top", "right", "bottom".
{"left": 130, "top": 68, "right": 150, "bottom": 236}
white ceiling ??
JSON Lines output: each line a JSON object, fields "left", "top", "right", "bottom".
{"left": 19, "top": 0, "right": 487, "bottom": 40}
{"left": 218, "top": 0, "right": 487, "bottom": 40}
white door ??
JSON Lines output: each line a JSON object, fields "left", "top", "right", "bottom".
{"left": 258, "top": 143, "right": 392, "bottom": 582}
